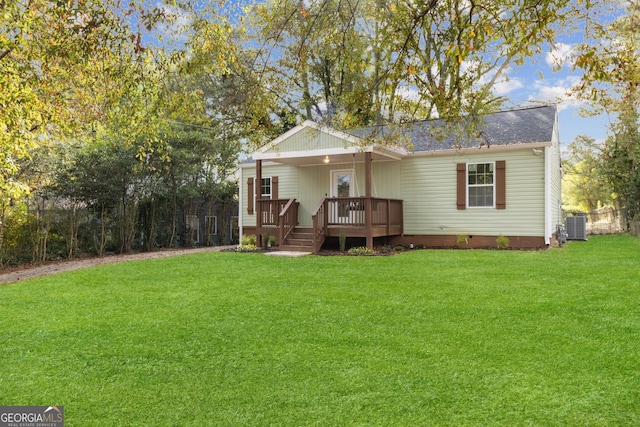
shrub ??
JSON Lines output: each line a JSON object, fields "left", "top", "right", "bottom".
{"left": 347, "top": 246, "right": 374, "bottom": 255}
{"left": 238, "top": 234, "right": 259, "bottom": 252}
{"left": 241, "top": 234, "right": 257, "bottom": 246}
{"left": 379, "top": 245, "right": 394, "bottom": 254}
{"left": 394, "top": 245, "right": 404, "bottom": 251}
{"left": 0, "top": 207, "right": 34, "bottom": 266}
{"left": 496, "top": 234, "right": 510, "bottom": 249}
{"left": 456, "top": 234, "right": 469, "bottom": 245}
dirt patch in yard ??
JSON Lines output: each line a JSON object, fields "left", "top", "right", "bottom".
{"left": 0, "top": 246, "right": 236, "bottom": 285}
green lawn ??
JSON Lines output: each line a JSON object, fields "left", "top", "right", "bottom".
{"left": 1, "top": 235, "right": 639, "bottom": 426}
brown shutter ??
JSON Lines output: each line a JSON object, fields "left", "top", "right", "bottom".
{"left": 272, "top": 176, "right": 279, "bottom": 200}
{"left": 247, "top": 177, "right": 254, "bottom": 215}
{"left": 456, "top": 163, "right": 466, "bottom": 210}
{"left": 496, "top": 160, "right": 506, "bottom": 209}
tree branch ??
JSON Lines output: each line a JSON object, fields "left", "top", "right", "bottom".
{"left": 0, "top": 48, "right": 11, "bottom": 61}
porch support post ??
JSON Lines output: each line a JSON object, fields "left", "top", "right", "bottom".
{"left": 256, "top": 159, "right": 263, "bottom": 247}
{"left": 365, "top": 152, "right": 372, "bottom": 198}
{"left": 365, "top": 152, "right": 373, "bottom": 249}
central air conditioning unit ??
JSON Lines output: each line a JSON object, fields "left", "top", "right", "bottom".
{"left": 565, "top": 216, "right": 587, "bottom": 241}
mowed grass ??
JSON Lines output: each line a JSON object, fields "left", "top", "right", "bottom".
{"left": 1, "top": 235, "right": 639, "bottom": 426}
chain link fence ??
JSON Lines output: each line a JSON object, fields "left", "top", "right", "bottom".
{"left": 564, "top": 207, "right": 626, "bottom": 235}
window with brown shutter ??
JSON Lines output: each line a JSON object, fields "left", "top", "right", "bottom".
{"left": 458, "top": 161, "right": 506, "bottom": 209}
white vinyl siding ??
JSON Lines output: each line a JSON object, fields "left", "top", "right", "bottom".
{"left": 240, "top": 164, "right": 298, "bottom": 228}
{"left": 402, "top": 150, "right": 546, "bottom": 237}
{"left": 263, "top": 127, "right": 350, "bottom": 153}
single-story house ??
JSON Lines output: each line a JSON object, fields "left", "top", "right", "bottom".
{"left": 239, "top": 104, "right": 562, "bottom": 251}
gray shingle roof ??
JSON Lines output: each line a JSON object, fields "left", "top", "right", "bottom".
{"left": 350, "top": 104, "right": 557, "bottom": 152}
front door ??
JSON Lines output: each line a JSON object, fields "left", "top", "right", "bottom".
{"left": 331, "top": 169, "right": 354, "bottom": 222}
{"left": 331, "top": 169, "right": 354, "bottom": 198}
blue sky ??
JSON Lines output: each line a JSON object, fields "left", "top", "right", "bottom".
{"left": 481, "top": 1, "right": 627, "bottom": 147}
{"left": 493, "top": 41, "right": 610, "bottom": 147}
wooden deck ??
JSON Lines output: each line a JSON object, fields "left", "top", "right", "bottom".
{"left": 257, "top": 197, "right": 403, "bottom": 252}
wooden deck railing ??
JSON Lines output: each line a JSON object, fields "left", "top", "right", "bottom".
{"left": 278, "top": 198, "right": 299, "bottom": 244}
{"left": 371, "top": 198, "right": 403, "bottom": 234}
{"left": 258, "top": 199, "right": 290, "bottom": 227}
{"left": 260, "top": 197, "right": 402, "bottom": 252}
{"left": 327, "top": 197, "right": 403, "bottom": 229}
{"left": 257, "top": 198, "right": 299, "bottom": 243}
{"left": 311, "top": 198, "right": 327, "bottom": 253}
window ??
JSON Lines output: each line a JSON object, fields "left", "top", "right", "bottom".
{"left": 457, "top": 161, "right": 505, "bottom": 210}
{"left": 261, "top": 177, "right": 272, "bottom": 200}
{"left": 186, "top": 215, "right": 200, "bottom": 243}
{"left": 467, "top": 162, "right": 495, "bottom": 208}
{"left": 205, "top": 215, "right": 218, "bottom": 236}
{"left": 248, "top": 175, "right": 278, "bottom": 215}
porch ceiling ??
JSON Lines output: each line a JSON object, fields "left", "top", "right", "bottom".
{"left": 253, "top": 146, "right": 407, "bottom": 166}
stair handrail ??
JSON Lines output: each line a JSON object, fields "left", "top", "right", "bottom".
{"left": 278, "top": 198, "right": 299, "bottom": 244}
{"left": 311, "top": 198, "right": 327, "bottom": 253}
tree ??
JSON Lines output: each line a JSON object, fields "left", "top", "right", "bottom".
{"left": 562, "top": 135, "right": 613, "bottom": 212}
{"left": 602, "top": 109, "right": 640, "bottom": 223}
{"left": 242, "top": 0, "right": 591, "bottom": 144}
{"left": 51, "top": 139, "right": 142, "bottom": 256}
{"left": 2, "top": 1, "right": 156, "bottom": 190}
{"left": 573, "top": 1, "right": 640, "bottom": 225}
{"left": 1, "top": 0, "right": 160, "bottom": 257}
{"left": 1, "top": 0, "right": 239, "bottom": 259}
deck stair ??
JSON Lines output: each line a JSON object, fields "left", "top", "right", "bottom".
{"left": 279, "top": 227, "right": 315, "bottom": 252}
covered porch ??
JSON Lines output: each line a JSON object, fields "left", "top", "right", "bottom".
{"left": 257, "top": 195, "right": 403, "bottom": 252}
{"left": 248, "top": 122, "right": 407, "bottom": 252}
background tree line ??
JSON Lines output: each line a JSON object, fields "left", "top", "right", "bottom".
{"left": 1, "top": 0, "right": 242, "bottom": 265}
{"left": 564, "top": 0, "right": 640, "bottom": 231}
{"left": 1, "top": 0, "right": 638, "bottom": 266}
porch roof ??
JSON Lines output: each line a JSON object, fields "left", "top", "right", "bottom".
{"left": 251, "top": 120, "right": 407, "bottom": 166}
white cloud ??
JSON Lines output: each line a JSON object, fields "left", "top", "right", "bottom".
{"left": 492, "top": 76, "right": 524, "bottom": 96}
{"left": 395, "top": 85, "right": 420, "bottom": 102}
{"left": 155, "top": 4, "right": 192, "bottom": 44}
{"left": 478, "top": 66, "right": 524, "bottom": 96}
{"left": 529, "top": 75, "right": 583, "bottom": 111}
{"left": 546, "top": 43, "right": 574, "bottom": 69}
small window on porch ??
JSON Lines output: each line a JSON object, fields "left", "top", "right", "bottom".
{"left": 261, "top": 177, "right": 272, "bottom": 200}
